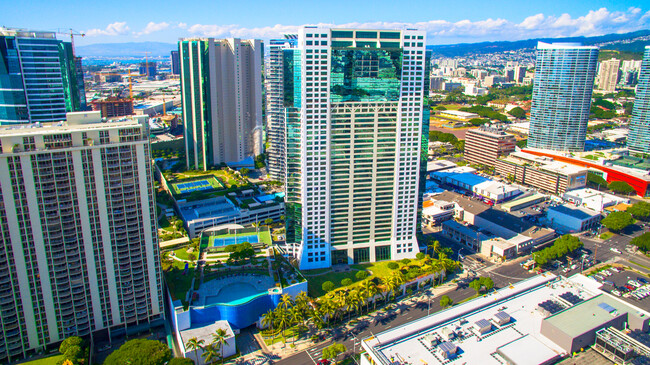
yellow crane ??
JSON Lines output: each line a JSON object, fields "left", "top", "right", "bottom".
{"left": 56, "top": 29, "right": 85, "bottom": 57}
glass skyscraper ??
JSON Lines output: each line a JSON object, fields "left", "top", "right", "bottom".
{"left": 285, "top": 28, "right": 427, "bottom": 270}
{"left": 628, "top": 46, "right": 650, "bottom": 155}
{"left": 528, "top": 42, "right": 598, "bottom": 152}
{"left": 0, "top": 28, "right": 86, "bottom": 125}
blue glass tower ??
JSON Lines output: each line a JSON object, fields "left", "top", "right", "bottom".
{"left": 628, "top": 46, "right": 650, "bottom": 155}
{"left": 529, "top": 42, "right": 598, "bottom": 152}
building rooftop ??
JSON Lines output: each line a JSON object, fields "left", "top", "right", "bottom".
{"left": 435, "top": 191, "right": 491, "bottom": 215}
{"left": 179, "top": 320, "right": 235, "bottom": 352}
{"left": 439, "top": 110, "right": 480, "bottom": 118}
{"left": 426, "top": 160, "right": 457, "bottom": 172}
{"left": 362, "top": 274, "right": 600, "bottom": 365}
{"left": 548, "top": 204, "right": 600, "bottom": 220}
{"left": 540, "top": 161, "right": 588, "bottom": 176}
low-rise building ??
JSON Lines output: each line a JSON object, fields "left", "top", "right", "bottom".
{"left": 563, "top": 188, "right": 630, "bottom": 213}
{"left": 422, "top": 200, "right": 456, "bottom": 226}
{"left": 546, "top": 204, "right": 601, "bottom": 233}
{"left": 179, "top": 320, "right": 236, "bottom": 364}
{"left": 496, "top": 151, "right": 588, "bottom": 195}
{"left": 90, "top": 97, "right": 134, "bottom": 118}
{"left": 431, "top": 170, "right": 521, "bottom": 203}
{"left": 442, "top": 220, "right": 519, "bottom": 259}
{"left": 438, "top": 110, "right": 479, "bottom": 122}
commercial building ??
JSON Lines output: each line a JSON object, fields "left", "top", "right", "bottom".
{"left": 546, "top": 204, "right": 601, "bottom": 233}
{"left": 496, "top": 151, "right": 588, "bottom": 195}
{"left": 528, "top": 42, "right": 598, "bottom": 152}
{"left": 464, "top": 126, "right": 516, "bottom": 167}
{"left": 422, "top": 200, "right": 455, "bottom": 226}
{"left": 563, "top": 188, "right": 630, "bottom": 213}
{"left": 463, "top": 84, "right": 488, "bottom": 96}
{"left": 513, "top": 65, "right": 527, "bottom": 84}
{"left": 179, "top": 321, "right": 236, "bottom": 365}
{"left": 429, "top": 76, "right": 444, "bottom": 91}
{"left": 431, "top": 170, "right": 520, "bottom": 203}
{"left": 0, "top": 27, "right": 86, "bottom": 124}
{"left": 597, "top": 58, "right": 620, "bottom": 93}
{"left": 170, "top": 50, "right": 180, "bottom": 75}
{"left": 139, "top": 61, "right": 157, "bottom": 79}
{"left": 360, "top": 274, "right": 650, "bottom": 365}
{"left": 90, "top": 97, "right": 134, "bottom": 118}
{"left": 266, "top": 35, "right": 298, "bottom": 182}
{"left": 437, "top": 109, "right": 479, "bottom": 122}
{"left": 179, "top": 38, "right": 263, "bottom": 170}
{"left": 284, "top": 28, "right": 428, "bottom": 269}
{"left": 0, "top": 111, "right": 164, "bottom": 361}
{"left": 628, "top": 46, "right": 650, "bottom": 154}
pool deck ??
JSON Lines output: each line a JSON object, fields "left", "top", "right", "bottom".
{"left": 195, "top": 274, "right": 275, "bottom": 307}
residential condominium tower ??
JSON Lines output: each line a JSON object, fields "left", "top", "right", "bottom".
{"left": 528, "top": 42, "right": 598, "bottom": 152}
{"left": 266, "top": 35, "right": 298, "bottom": 183}
{"left": 0, "top": 27, "right": 86, "bottom": 125}
{"left": 179, "top": 38, "right": 263, "bottom": 170}
{"left": 628, "top": 46, "right": 650, "bottom": 155}
{"left": 597, "top": 58, "right": 620, "bottom": 93}
{"left": 285, "top": 27, "right": 427, "bottom": 270}
{"left": 0, "top": 111, "right": 164, "bottom": 361}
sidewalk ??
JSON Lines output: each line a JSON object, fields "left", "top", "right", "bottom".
{"left": 160, "top": 236, "right": 190, "bottom": 248}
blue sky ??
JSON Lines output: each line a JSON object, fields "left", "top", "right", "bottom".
{"left": 1, "top": 0, "right": 649, "bottom": 45}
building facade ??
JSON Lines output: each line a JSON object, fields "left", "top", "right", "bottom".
{"left": 179, "top": 38, "right": 263, "bottom": 170}
{"left": 90, "top": 97, "right": 134, "bottom": 118}
{"left": 464, "top": 126, "right": 516, "bottom": 167}
{"left": 0, "top": 27, "right": 86, "bottom": 125}
{"left": 0, "top": 111, "right": 164, "bottom": 361}
{"left": 628, "top": 46, "right": 650, "bottom": 155}
{"left": 528, "top": 42, "right": 598, "bottom": 152}
{"left": 266, "top": 35, "right": 297, "bottom": 182}
{"left": 597, "top": 58, "right": 620, "bottom": 93}
{"left": 170, "top": 50, "right": 180, "bottom": 75}
{"left": 285, "top": 27, "right": 427, "bottom": 270}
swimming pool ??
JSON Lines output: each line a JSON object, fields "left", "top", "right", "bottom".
{"left": 204, "top": 282, "right": 266, "bottom": 306}
{"left": 212, "top": 234, "right": 259, "bottom": 247}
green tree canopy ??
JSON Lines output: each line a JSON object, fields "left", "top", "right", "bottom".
{"left": 631, "top": 232, "right": 650, "bottom": 252}
{"left": 322, "top": 343, "right": 346, "bottom": 360}
{"left": 355, "top": 270, "right": 369, "bottom": 280}
{"left": 168, "top": 358, "right": 195, "bottom": 365}
{"left": 322, "top": 281, "right": 335, "bottom": 293}
{"left": 507, "top": 107, "right": 526, "bottom": 119}
{"left": 435, "top": 105, "right": 447, "bottom": 110}
{"left": 341, "top": 278, "right": 353, "bottom": 286}
{"left": 468, "top": 118, "right": 489, "bottom": 126}
{"left": 533, "top": 234, "right": 583, "bottom": 266}
{"left": 59, "top": 337, "right": 85, "bottom": 355}
{"left": 104, "top": 339, "right": 172, "bottom": 365}
{"left": 627, "top": 202, "right": 650, "bottom": 221}
{"left": 587, "top": 172, "right": 608, "bottom": 189}
{"left": 601, "top": 211, "right": 634, "bottom": 232}
{"left": 439, "top": 295, "right": 453, "bottom": 308}
{"left": 429, "top": 130, "right": 458, "bottom": 144}
{"left": 608, "top": 181, "right": 635, "bottom": 195}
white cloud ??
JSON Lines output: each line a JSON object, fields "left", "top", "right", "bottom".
{"left": 177, "top": 22, "right": 187, "bottom": 29}
{"left": 184, "top": 7, "right": 650, "bottom": 43}
{"left": 137, "top": 21, "right": 170, "bottom": 36}
{"left": 85, "top": 22, "right": 130, "bottom": 37}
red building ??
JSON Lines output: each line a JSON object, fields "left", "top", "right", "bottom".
{"left": 523, "top": 149, "right": 650, "bottom": 197}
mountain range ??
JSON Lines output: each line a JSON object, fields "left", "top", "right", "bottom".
{"left": 75, "top": 30, "right": 650, "bottom": 58}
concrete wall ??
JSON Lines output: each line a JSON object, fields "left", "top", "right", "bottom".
{"left": 540, "top": 314, "right": 626, "bottom": 354}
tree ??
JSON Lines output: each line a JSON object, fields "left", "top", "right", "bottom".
{"left": 631, "top": 232, "right": 650, "bottom": 252}
{"left": 201, "top": 344, "right": 220, "bottom": 365}
{"left": 169, "top": 358, "right": 195, "bottom": 365}
{"left": 601, "top": 211, "right": 634, "bottom": 232}
{"left": 104, "top": 339, "right": 172, "bottom": 365}
{"left": 59, "top": 337, "right": 84, "bottom": 355}
{"left": 435, "top": 105, "right": 447, "bottom": 110}
{"left": 587, "top": 172, "right": 608, "bottom": 189}
{"left": 468, "top": 118, "right": 489, "bottom": 126}
{"left": 355, "top": 270, "right": 368, "bottom": 280}
{"left": 387, "top": 262, "right": 399, "bottom": 270}
{"left": 479, "top": 277, "right": 494, "bottom": 291}
{"left": 439, "top": 295, "right": 453, "bottom": 308}
{"left": 261, "top": 310, "right": 277, "bottom": 339}
{"left": 341, "top": 278, "right": 353, "bottom": 286}
{"left": 212, "top": 328, "right": 229, "bottom": 364}
{"left": 609, "top": 181, "right": 635, "bottom": 195}
{"left": 264, "top": 218, "right": 274, "bottom": 225}
{"left": 322, "top": 343, "right": 346, "bottom": 361}
{"left": 469, "top": 279, "right": 483, "bottom": 294}
{"left": 416, "top": 252, "right": 426, "bottom": 260}
{"left": 185, "top": 337, "right": 205, "bottom": 364}
{"left": 360, "top": 279, "right": 378, "bottom": 311}
{"left": 322, "top": 281, "right": 335, "bottom": 293}
{"left": 508, "top": 107, "right": 526, "bottom": 119}
{"left": 240, "top": 167, "right": 250, "bottom": 176}
{"left": 627, "top": 202, "right": 650, "bottom": 221}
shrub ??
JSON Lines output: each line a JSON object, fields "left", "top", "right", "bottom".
{"left": 387, "top": 262, "right": 399, "bottom": 270}
{"left": 322, "top": 281, "right": 335, "bottom": 292}
{"left": 415, "top": 252, "right": 426, "bottom": 260}
{"left": 341, "top": 278, "right": 353, "bottom": 286}
{"left": 401, "top": 258, "right": 411, "bottom": 265}
{"left": 355, "top": 270, "right": 368, "bottom": 280}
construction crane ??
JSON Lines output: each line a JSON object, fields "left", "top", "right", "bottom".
{"left": 92, "top": 71, "right": 144, "bottom": 99}
{"left": 56, "top": 29, "right": 85, "bottom": 57}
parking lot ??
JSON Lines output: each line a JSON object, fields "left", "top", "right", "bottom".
{"left": 588, "top": 266, "right": 650, "bottom": 312}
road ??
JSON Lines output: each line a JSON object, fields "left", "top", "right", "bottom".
{"left": 274, "top": 223, "right": 649, "bottom": 365}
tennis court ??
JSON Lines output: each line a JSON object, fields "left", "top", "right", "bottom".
{"left": 171, "top": 176, "right": 222, "bottom": 195}
{"left": 212, "top": 234, "right": 259, "bottom": 247}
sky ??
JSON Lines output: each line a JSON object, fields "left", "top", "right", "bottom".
{"left": 1, "top": 0, "right": 650, "bottom": 46}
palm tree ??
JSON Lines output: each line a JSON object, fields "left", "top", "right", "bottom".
{"left": 320, "top": 299, "right": 336, "bottom": 329}
{"left": 276, "top": 307, "right": 292, "bottom": 344}
{"left": 185, "top": 337, "right": 205, "bottom": 364}
{"left": 201, "top": 343, "right": 219, "bottom": 365}
{"left": 212, "top": 328, "right": 229, "bottom": 364}
{"left": 360, "top": 280, "right": 378, "bottom": 312}
{"left": 428, "top": 240, "right": 441, "bottom": 258}
{"left": 391, "top": 271, "right": 406, "bottom": 299}
{"left": 289, "top": 306, "right": 304, "bottom": 344}
{"left": 261, "top": 309, "right": 277, "bottom": 340}
{"left": 379, "top": 277, "right": 392, "bottom": 304}
{"left": 308, "top": 304, "right": 326, "bottom": 331}
{"left": 349, "top": 290, "right": 363, "bottom": 318}
{"left": 294, "top": 291, "right": 310, "bottom": 315}
{"left": 279, "top": 293, "right": 293, "bottom": 311}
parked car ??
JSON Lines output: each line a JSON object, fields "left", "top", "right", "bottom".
{"left": 638, "top": 277, "right": 649, "bottom": 284}
{"left": 610, "top": 248, "right": 622, "bottom": 254}
{"left": 611, "top": 289, "right": 621, "bottom": 297}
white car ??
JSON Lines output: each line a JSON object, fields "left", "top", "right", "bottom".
{"left": 611, "top": 289, "right": 621, "bottom": 297}
{"left": 610, "top": 248, "right": 622, "bottom": 254}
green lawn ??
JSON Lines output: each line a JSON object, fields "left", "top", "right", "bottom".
{"left": 164, "top": 262, "right": 195, "bottom": 306}
{"left": 600, "top": 232, "right": 614, "bottom": 240}
{"left": 173, "top": 247, "right": 197, "bottom": 261}
{"left": 583, "top": 155, "right": 599, "bottom": 161}
{"left": 21, "top": 354, "right": 64, "bottom": 365}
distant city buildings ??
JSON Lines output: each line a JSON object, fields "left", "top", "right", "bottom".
{"left": 139, "top": 61, "right": 157, "bottom": 79}
{"left": 90, "top": 97, "right": 134, "bottom": 118}
{"left": 178, "top": 38, "right": 263, "bottom": 170}
{"left": 0, "top": 111, "right": 164, "bottom": 361}
{"left": 597, "top": 58, "right": 620, "bottom": 93}
{"left": 284, "top": 28, "right": 427, "bottom": 270}
{"left": 0, "top": 27, "right": 86, "bottom": 125}
{"left": 266, "top": 35, "right": 298, "bottom": 183}
{"left": 528, "top": 42, "right": 598, "bottom": 152}
{"left": 170, "top": 50, "right": 180, "bottom": 75}
{"left": 628, "top": 46, "right": 650, "bottom": 155}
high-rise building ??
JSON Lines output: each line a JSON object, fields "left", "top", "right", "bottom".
{"left": 597, "top": 58, "right": 620, "bottom": 93}
{"left": 170, "top": 50, "right": 180, "bottom": 75}
{"left": 465, "top": 126, "right": 516, "bottom": 167}
{"left": 0, "top": 27, "right": 86, "bottom": 125}
{"left": 179, "top": 38, "right": 263, "bottom": 170}
{"left": 513, "top": 65, "right": 527, "bottom": 84}
{"left": 266, "top": 35, "right": 297, "bottom": 183}
{"left": 284, "top": 27, "right": 427, "bottom": 270}
{"left": 528, "top": 42, "right": 598, "bottom": 152}
{"left": 139, "top": 61, "right": 157, "bottom": 79}
{"left": 0, "top": 111, "right": 164, "bottom": 361}
{"left": 628, "top": 46, "right": 650, "bottom": 155}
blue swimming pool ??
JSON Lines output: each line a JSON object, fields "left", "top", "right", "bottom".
{"left": 204, "top": 282, "right": 266, "bottom": 306}
{"left": 212, "top": 234, "right": 259, "bottom": 247}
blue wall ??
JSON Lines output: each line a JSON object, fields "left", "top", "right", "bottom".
{"left": 190, "top": 293, "right": 281, "bottom": 329}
